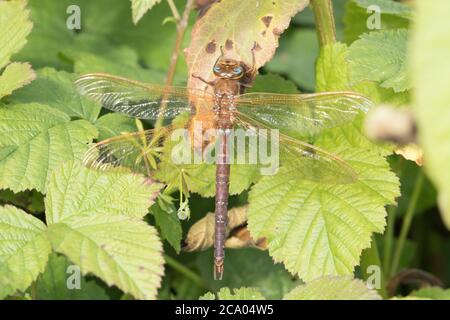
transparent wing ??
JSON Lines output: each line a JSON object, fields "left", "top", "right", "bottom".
{"left": 75, "top": 73, "right": 214, "bottom": 120}
{"left": 234, "top": 113, "right": 357, "bottom": 184}
{"left": 236, "top": 91, "right": 373, "bottom": 137}
{"left": 83, "top": 126, "right": 174, "bottom": 175}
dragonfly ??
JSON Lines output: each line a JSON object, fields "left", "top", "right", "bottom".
{"left": 75, "top": 48, "right": 372, "bottom": 280}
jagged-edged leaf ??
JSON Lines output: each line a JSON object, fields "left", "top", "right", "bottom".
{"left": 316, "top": 42, "right": 409, "bottom": 107}
{"left": 409, "top": 287, "right": 450, "bottom": 300}
{"left": 46, "top": 161, "right": 165, "bottom": 300}
{"left": 247, "top": 126, "right": 399, "bottom": 281}
{"left": 283, "top": 276, "right": 381, "bottom": 300}
{"left": 95, "top": 113, "right": 137, "bottom": 141}
{"left": 0, "top": 205, "right": 51, "bottom": 299}
{"left": 343, "top": 0, "right": 410, "bottom": 44}
{"left": 348, "top": 29, "right": 409, "bottom": 92}
{"left": 0, "top": 0, "right": 33, "bottom": 69}
{"left": 196, "top": 248, "right": 297, "bottom": 300}
{"left": 19, "top": 0, "right": 185, "bottom": 74}
{"left": 45, "top": 161, "right": 162, "bottom": 224}
{"left": 36, "top": 253, "right": 109, "bottom": 300}
{"left": 186, "top": 0, "right": 309, "bottom": 91}
{"left": 8, "top": 68, "right": 101, "bottom": 122}
{"left": 0, "top": 62, "right": 35, "bottom": 99}
{"left": 200, "top": 287, "right": 265, "bottom": 300}
{"left": 0, "top": 103, "right": 97, "bottom": 193}
{"left": 411, "top": 1, "right": 450, "bottom": 228}
{"left": 130, "top": 0, "right": 161, "bottom": 24}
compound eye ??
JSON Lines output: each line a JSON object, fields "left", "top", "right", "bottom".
{"left": 213, "top": 66, "right": 221, "bottom": 72}
{"left": 233, "top": 67, "right": 242, "bottom": 74}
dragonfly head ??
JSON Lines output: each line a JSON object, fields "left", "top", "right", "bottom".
{"left": 213, "top": 58, "right": 245, "bottom": 80}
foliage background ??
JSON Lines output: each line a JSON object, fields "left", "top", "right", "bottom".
{"left": 0, "top": 0, "right": 449, "bottom": 300}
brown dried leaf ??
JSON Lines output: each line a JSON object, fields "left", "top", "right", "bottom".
{"left": 395, "top": 144, "right": 424, "bottom": 166}
{"left": 183, "top": 205, "right": 265, "bottom": 251}
{"left": 186, "top": 0, "right": 309, "bottom": 91}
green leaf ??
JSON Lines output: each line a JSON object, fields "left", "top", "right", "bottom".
{"left": 45, "top": 161, "right": 162, "bottom": 224}
{"left": 7, "top": 68, "right": 101, "bottom": 122}
{"left": 0, "top": 103, "right": 97, "bottom": 193}
{"left": 316, "top": 42, "right": 409, "bottom": 106}
{"left": 130, "top": 0, "right": 162, "bottom": 24}
{"left": 200, "top": 287, "right": 265, "bottom": 300}
{"left": 344, "top": 0, "right": 410, "bottom": 44}
{"left": 0, "top": 62, "right": 35, "bottom": 99}
{"left": 0, "top": 205, "right": 51, "bottom": 299}
{"left": 95, "top": 113, "right": 137, "bottom": 141}
{"left": 36, "top": 253, "right": 109, "bottom": 300}
{"left": 150, "top": 197, "right": 182, "bottom": 253}
{"left": 196, "top": 248, "right": 298, "bottom": 300}
{"left": 45, "top": 161, "right": 165, "bottom": 300}
{"left": 409, "top": 287, "right": 450, "bottom": 300}
{"left": 249, "top": 74, "right": 299, "bottom": 94}
{"left": 411, "top": 1, "right": 450, "bottom": 228}
{"left": 186, "top": 0, "right": 308, "bottom": 91}
{"left": 265, "top": 30, "right": 319, "bottom": 91}
{"left": 19, "top": 0, "right": 185, "bottom": 74}
{"left": 348, "top": 29, "right": 409, "bottom": 93}
{"left": 0, "top": 0, "right": 33, "bottom": 69}
{"left": 352, "top": 0, "right": 412, "bottom": 19}
{"left": 283, "top": 276, "right": 381, "bottom": 300}
{"left": 247, "top": 127, "right": 400, "bottom": 281}
{"left": 69, "top": 46, "right": 168, "bottom": 84}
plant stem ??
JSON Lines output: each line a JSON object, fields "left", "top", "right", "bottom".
{"left": 310, "top": 0, "right": 336, "bottom": 47}
{"left": 383, "top": 205, "right": 396, "bottom": 275}
{"left": 30, "top": 281, "right": 37, "bottom": 300}
{"left": 166, "top": 0, "right": 181, "bottom": 22}
{"left": 360, "top": 237, "right": 387, "bottom": 299}
{"left": 155, "top": 0, "right": 194, "bottom": 129}
{"left": 164, "top": 254, "right": 205, "bottom": 288}
{"left": 390, "top": 170, "right": 424, "bottom": 276}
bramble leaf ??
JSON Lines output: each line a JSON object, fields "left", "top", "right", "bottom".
{"left": 130, "top": 0, "right": 162, "bottom": 25}
{"left": 283, "top": 276, "right": 381, "bottom": 300}
{"left": 0, "top": 0, "right": 33, "bottom": 69}
{"left": 348, "top": 29, "right": 410, "bottom": 93}
{"left": 8, "top": 68, "right": 101, "bottom": 122}
{"left": 0, "top": 205, "right": 51, "bottom": 299}
{"left": 200, "top": 287, "right": 265, "bottom": 300}
{"left": 0, "top": 103, "right": 97, "bottom": 193}
{"left": 409, "top": 287, "right": 450, "bottom": 300}
{"left": 0, "top": 62, "right": 35, "bottom": 99}
{"left": 46, "top": 161, "right": 164, "bottom": 300}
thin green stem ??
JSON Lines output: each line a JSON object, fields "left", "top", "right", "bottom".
{"left": 360, "top": 237, "right": 387, "bottom": 299}
{"left": 390, "top": 171, "right": 424, "bottom": 276}
{"left": 310, "top": 0, "right": 336, "bottom": 47}
{"left": 155, "top": 0, "right": 194, "bottom": 129}
{"left": 164, "top": 254, "right": 205, "bottom": 288}
{"left": 383, "top": 205, "right": 396, "bottom": 275}
{"left": 166, "top": 0, "right": 181, "bottom": 22}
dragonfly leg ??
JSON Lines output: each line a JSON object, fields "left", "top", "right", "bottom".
{"left": 192, "top": 74, "right": 215, "bottom": 87}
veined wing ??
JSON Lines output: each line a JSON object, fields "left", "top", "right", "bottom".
{"left": 83, "top": 126, "right": 174, "bottom": 175}
{"left": 235, "top": 112, "right": 357, "bottom": 184}
{"left": 235, "top": 91, "right": 373, "bottom": 137}
{"left": 75, "top": 73, "right": 214, "bottom": 120}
